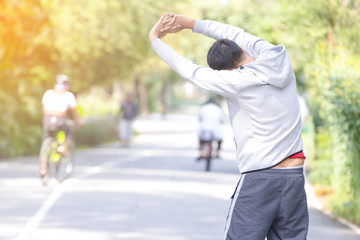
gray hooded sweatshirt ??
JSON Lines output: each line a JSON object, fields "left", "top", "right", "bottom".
{"left": 151, "top": 19, "right": 303, "bottom": 173}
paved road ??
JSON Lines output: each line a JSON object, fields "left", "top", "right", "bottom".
{"left": 0, "top": 115, "right": 359, "bottom": 240}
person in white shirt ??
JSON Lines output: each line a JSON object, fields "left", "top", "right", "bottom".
{"left": 40, "top": 74, "right": 80, "bottom": 176}
{"left": 198, "top": 97, "right": 223, "bottom": 159}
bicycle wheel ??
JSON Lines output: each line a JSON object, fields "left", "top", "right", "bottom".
{"left": 204, "top": 142, "right": 212, "bottom": 172}
{"left": 39, "top": 137, "right": 53, "bottom": 185}
{"left": 56, "top": 140, "right": 75, "bottom": 182}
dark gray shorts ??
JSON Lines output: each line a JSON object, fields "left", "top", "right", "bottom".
{"left": 224, "top": 167, "right": 309, "bottom": 240}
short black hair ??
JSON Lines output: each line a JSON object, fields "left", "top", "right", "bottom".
{"left": 207, "top": 39, "right": 244, "bottom": 70}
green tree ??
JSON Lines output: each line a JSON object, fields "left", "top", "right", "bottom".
{"left": 0, "top": 0, "right": 53, "bottom": 157}
{"left": 0, "top": 0, "right": 188, "bottom": 157}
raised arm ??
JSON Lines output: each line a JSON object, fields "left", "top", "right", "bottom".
{"left": 151, "top": 38, "right": 241, "bottom": 99}
{"left": 148, "top": 14, "right": 250, "bottom": 99}
{"left": 152, "top": 13, "right": 274, "bottom": 58}
{"left": 193, "top": 19, "right": 274, "bottom": 58}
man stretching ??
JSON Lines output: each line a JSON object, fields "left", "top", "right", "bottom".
{"left": 149, "top": 13, "right": 308, "bottom": 240}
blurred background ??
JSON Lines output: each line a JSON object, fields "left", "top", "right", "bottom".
{"left": 0, "top": 0, "right": 359, "bottom": 228}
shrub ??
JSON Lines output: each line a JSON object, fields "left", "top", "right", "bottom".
{"left": 307, "top": 44, "right": 360, "bottom": 224}
{"left": 74, "top": 115, "right": 119, "bottom": 147}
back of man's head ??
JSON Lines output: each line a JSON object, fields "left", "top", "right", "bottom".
{"left": 207, "top": 39, "right": 244, "bottom": 70}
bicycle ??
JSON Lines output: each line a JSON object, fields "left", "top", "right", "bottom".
{"left": 39, "top": 122, "right": 75, "bottom": 185}
{"left": 197, "top": 130, "right": 220, "bottom": 171}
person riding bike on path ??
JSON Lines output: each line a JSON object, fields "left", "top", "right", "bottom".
{"left": 149, "top": 13, "right": 308, "bottom": 239}
{"left": 198, "top": 96, "right": 223, "bottom": 160}
{"left": 40, "top": 74, "right": 81, "bottom": 177}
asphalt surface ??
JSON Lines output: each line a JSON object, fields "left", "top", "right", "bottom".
{"left": 0, "top": 114, "right": 359, "bottom": 240}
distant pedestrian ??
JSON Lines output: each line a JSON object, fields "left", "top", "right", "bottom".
{"left": 119, "top": 92, "right": 138, "bottom": 147}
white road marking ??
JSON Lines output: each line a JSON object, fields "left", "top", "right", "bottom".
{"left": 14, "top": 155, "right": 138, "bottom": 240}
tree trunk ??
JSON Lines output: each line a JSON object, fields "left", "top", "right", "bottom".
{"left": 135, "top": 76, "right": 149, "bottom": 116}
{"left": 161, "top": 80, "right": 169, "bottom": 117}
{"left": 327, "top": 0, "right": 335, "bottom": 47}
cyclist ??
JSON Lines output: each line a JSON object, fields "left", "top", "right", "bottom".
{"left": 40, "top": 74, "right": 80, "bottom": 177}
{"left": 197, "top": 97, "right": 223, "bottom": 160}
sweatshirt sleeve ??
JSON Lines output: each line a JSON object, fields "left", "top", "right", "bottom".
{"left": 193, "top": 19, "right": 274, "bottom": 59}
{"left": 151, "top": 38, "right": 243, "bottom": 99}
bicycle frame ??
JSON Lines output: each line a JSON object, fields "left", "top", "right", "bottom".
{"left": 40, "top": 128, "right": 74, "bottom": 185}
{"left": 46, "top": 130, "right": 66, "bottom": 163}
{"left": 199, "top": 139, "right": 216, "bottom": 172}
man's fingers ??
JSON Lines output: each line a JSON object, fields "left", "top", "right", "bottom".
{"left": 157, "top": 13, "right": 169, "bottom": 27}
{"left": 166, "top": 14, "right": 177, "bottom": 26}
{"left": 162, "top": 13, "right": 175, "bottom": 25}
{"left": 160, "top": 25, "right": 173, "bottom": 33}
{"left": 160, "top": 25, "right": 181, "bottom": 33}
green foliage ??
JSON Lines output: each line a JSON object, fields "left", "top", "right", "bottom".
{"left": 0, "top": 0, "right": 185, "bottom": 159}
{"left": 0, "top": 0, "right": 52, "bottom": 158}
{"left": 307, "top": 128, "right": 333, "bottom": 186}
{"left": 307, "top": 42, "right": 360, "bottom": 224}
{"left": 73, "top": 116, "right": 118, "bottom": 147}
{"left": 77, "top": 87, "right": 120, "bottom": 117}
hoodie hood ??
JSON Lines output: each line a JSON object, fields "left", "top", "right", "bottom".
{"left": 248, "top": 45, "right": 294, "bottom": 88}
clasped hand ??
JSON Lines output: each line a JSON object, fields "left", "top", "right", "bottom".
{"left": 148, "top": 13, "right": 184, "bottom": 43}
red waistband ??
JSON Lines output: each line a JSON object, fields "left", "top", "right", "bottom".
{"left": 288, "top": 151, "right": 306, "bottom": 159}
